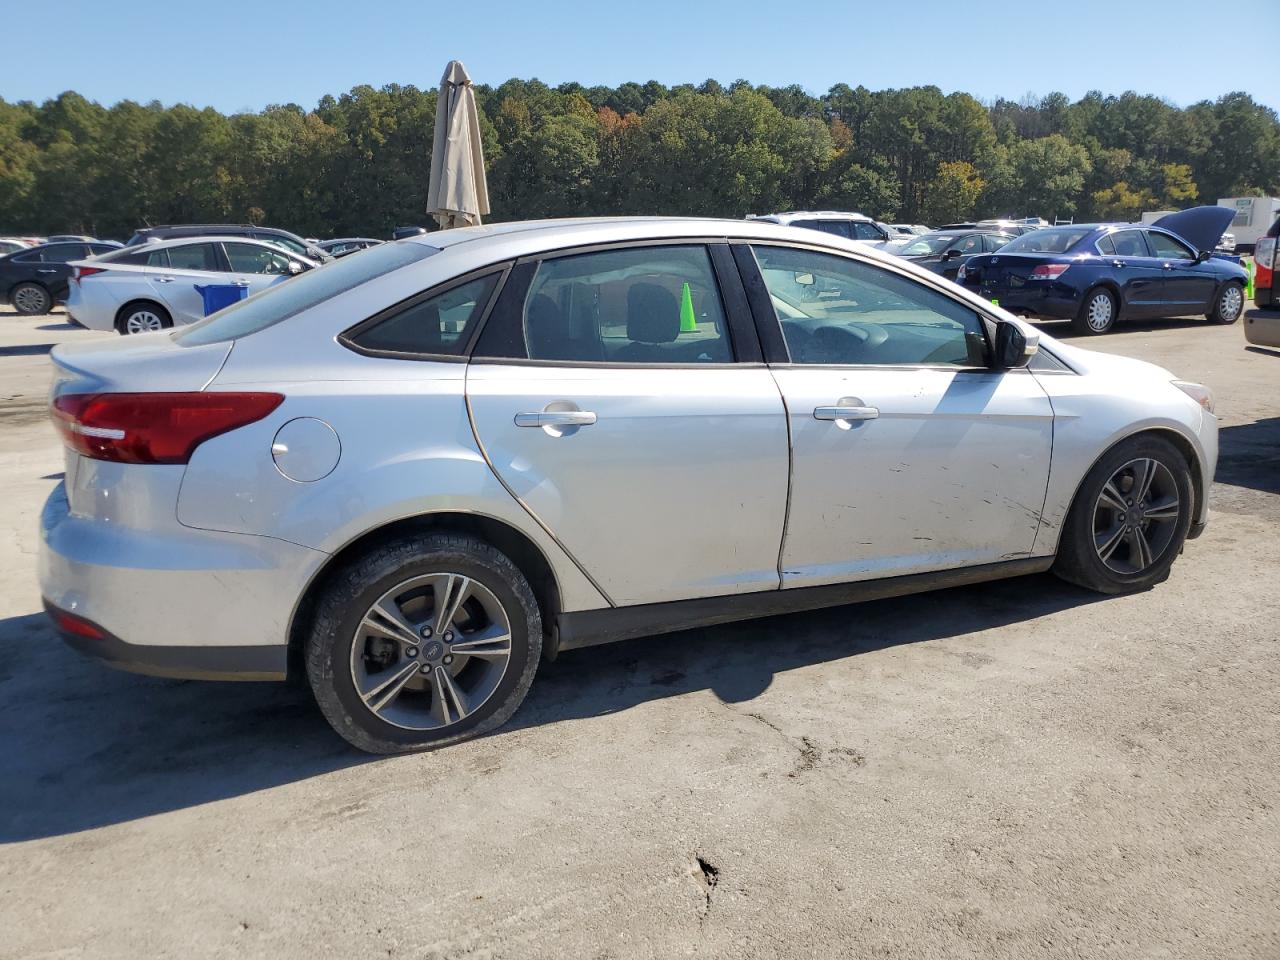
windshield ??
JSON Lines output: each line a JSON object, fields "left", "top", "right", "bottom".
{"left": 173, "top": 241, "right": 438, "bottom": 346}
{"left": 900, "top": 234, "right": 956, "bottom": 256}
{"left": 1000, "top": 227, "right": 1092, "bottom": 254}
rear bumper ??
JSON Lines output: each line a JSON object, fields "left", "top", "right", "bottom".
{"left": 1244, "top": 307, "right": 1280, "bottom": 348}
{"left": 38, "top": 482, "right": 326, "bottom": 681}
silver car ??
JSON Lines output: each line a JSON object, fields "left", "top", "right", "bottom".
{"left": 39, "top": 218, "right": 1218, "bottom": 753}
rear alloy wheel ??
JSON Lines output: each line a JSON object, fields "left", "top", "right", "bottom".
{"left": 1209, "top": 282, "right": 1244, "bottom": 325}
{"left": 118, "top": 303, "right": 172, "bottom": 335}
{"left": 306, "top": 533, "right": 541, "bottom": 754}
{"left": 1072, "top": 288, "right": 1117, "bottom": 335}
{"left": 11, "top": 283, "right": 52, "bottom": 316}
{"left": 1053, "top": 435, "right": 1193, "bottom": 594}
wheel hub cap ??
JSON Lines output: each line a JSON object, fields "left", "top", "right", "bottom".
{"left": 1092, "top": 458, "right": 1180, "bottom": 574}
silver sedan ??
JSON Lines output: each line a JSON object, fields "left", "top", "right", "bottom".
{"left": 39, "top": 218, "right": 1218, "bottom": 753}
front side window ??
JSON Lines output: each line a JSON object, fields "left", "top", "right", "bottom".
{"left": 1147, "top": 230, "right": 1194, "bottom": 260}
{"left": 852, "top": 221, "right": 885, "bottom": 241}
{"left": 522, "top": 245, "right": 733, "bottom": 364}
{"left": 752, "top": 245, "right": 988, "bottom": 367}
{"left": 224, "top": 242, "right": 295, "bottom": 275}
{"left": 166, "top": 243, "right": 220, "bottom": 272}
{"left": 254, "top": 233, "right": 309, "bottom": 257}
{"left": 348, "top": 273, "right": 498, "bottom": 356}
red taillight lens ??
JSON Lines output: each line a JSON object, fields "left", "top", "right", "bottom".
{"left": 74, "top": 266, "right": 107, "bottom": 281}
{"left": 52, "top": 392, "right": 284, "bottom": 464}
{"left": 1029, "top": 263, "right": 1070, "bottom": 281}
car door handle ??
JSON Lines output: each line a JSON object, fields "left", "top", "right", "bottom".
{"left": 814, "top": 404, "right": 879, "bottom": 421}
{"left": 514, "top": 410, "right": 597, "bottom": 428}
{"left": 154, "top": 276, "right": 175, "bottom": 283}
{"left": 36, "top": 268, "right": 57, "bottom": 274}
{"left": 1111, "top": 261, "right": 1126, "bottom": 268}
{"left": 232, "top": 280, "right": 251, "bottom": 287}
{"left": 1162, "top": 263, "right": 1173, "bottom": 270}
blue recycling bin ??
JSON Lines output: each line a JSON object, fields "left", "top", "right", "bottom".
{"left": 194, "top": 283, "right": 247, "bottom": 316}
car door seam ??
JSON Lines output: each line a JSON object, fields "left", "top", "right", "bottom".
{"left": 462, "top": 364, "right": 617, "bottom": 608}
{"left": 766, "top": 365, "right": 795, "bottom": 589}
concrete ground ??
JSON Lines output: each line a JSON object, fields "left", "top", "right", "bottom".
{"left": 1, "top": 306, "right": 1276, "bottom": 960}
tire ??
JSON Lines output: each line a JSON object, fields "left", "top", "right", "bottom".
{"left": 1207, "top": 282, "right": 1244, "bottom": 325}
{"left": 116, "top": 301, "right": 172, "bottom": 335}
{"left": 1052, "top": 435, "right": 1194, "bottom": 595}
{"left": 1071, "top": 287, "right": 1118, "bottom": 335}
{"left": 306, "top": 533, "right": 542, "bottom": 754}
{"left": 11, "top": 282, "right": 52, "bottom": 316}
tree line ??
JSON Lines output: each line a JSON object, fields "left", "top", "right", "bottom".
{"left": 1, "top": 79, "right": 1277, "bottom": 240}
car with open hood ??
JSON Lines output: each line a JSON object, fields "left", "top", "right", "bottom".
{"left": 39, "top": 216, "right": 1218, "bottom": 754}
{"left": 957, "top": 206, "right": 1247, "bottom": 335}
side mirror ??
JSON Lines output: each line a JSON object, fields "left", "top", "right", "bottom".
{"left": 1196, "top": 249, "right": 1212, "bottom": 263}
{"left": 993, "top": 321, "right": 1037, "bottom": 369}
{"left": 288, "top": 260, "right": 304, "bottom": 275}
{"left": 942, "top": 249, "right": 960, "bottom": 261}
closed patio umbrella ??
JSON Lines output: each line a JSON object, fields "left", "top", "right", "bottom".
{"left": 427, "top": 60, "right": 489, "bottom": 229}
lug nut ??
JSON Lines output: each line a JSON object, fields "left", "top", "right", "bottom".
{"left": 420, "top": 664, "right": 431, "bottom": 674}
{"left": 443, "top": 655, "right": 453, "bottom": 665}
{"left": 420, "top": 626, "right": 433, "bottom": 638}
{"left": 444, "top": 631, "right": 454, "bottom": 642}
{"left": 406, "top": 647, "right": 419, "bottom": 658}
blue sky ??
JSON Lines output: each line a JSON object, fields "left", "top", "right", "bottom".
{"left": 4, "top": 0, "right": 1278, "bottom": 114}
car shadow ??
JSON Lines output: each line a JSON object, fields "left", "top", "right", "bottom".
{"left": 0, "top": 572, "right": 1105, "bottom": 843}
{"left": 1043, "top": 315, "right": 1216, "bottom": 339}
{"left": 1216, "top": 417, "right": 1280, "bottom": 495}
{"left": 0, "top": 343, "right": 55, "bottom": 357}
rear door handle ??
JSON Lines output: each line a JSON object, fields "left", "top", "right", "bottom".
{"left": 515, "top": 410, "right": 597, "bottom": 428}
{"left": 1112, "top": 260, "right": 1126, "bottom": 268}
{"left": 1162, "top": 263, "right": 1174, "bottom": 270}
{"left": 36, "top": 268, "right": 57, "bottom": 274}
{"left": 154, "top": 276, "right": 175, "bottom": 283}
{"left": 232, "top": 280, "right": 251, "bottom": 287}
{"left": 814, "top": 405, "right": 879, "bottom": 422}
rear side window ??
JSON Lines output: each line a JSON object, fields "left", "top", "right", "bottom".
{"left": 346, "top": 273, "right": 499, "bottom": 357}
{"left": 39, "top": 244, "right": 86, "bottom": 263}
{"left": 175, "top": 241, "right": 438, "bottom": 346}
{"left": 167, "top": 243, "right": 221, "bottom": 271}
{"left": 794, "top": 220, "right": 851, "bottom": 239}
{"left": 521, "top": 245, "right": 733, "bottom": 364}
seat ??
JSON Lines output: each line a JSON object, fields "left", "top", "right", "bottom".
{"left": 526, "top": 291, "right": 605, "bottom": 361}
{"left": 1114, "top": 236, "right": 1141, "bottom": 257}
{"left": 614, "top": 283, "right": 679, "bottom": 362}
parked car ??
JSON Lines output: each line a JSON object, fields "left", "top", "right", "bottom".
{"left": 892, "top": 229, "right": 1014, "bottom": 280}
{"left": 887, "top": 224, "right": 932, "bottom": 238}
{"left": 318, "top": 237, "right": 384, "bottom": 258}
{"left": 40, "top": 217, "right": 1218, "bottom": 753}
{"left": 957, "top": 206, "right": 1247, "bottom": 334}
{"left": 47, "top": 234, "right": 101, "bottom": 243}
{"left": 65, "top": 237, "right": 317, "bottom": 333}
{"left": 393, "top": 226, "right": 429, "bottom": 240}
{"left": 126, "top": 224, "right": 331, "bottom": 263}
{"left": 1251, "top": 217, "right": 1279, "bottom": 308}
{"left": 1, "top": 240, "right": 122, "bottom": 315}
{"left": 747, "top": 211, "right": 891, "bottom": 244}
{"left": 0, "top": 239, "right": 31, "bottom": 256}
{"left": 1216, "top": 232, "right": 1236, "bottom": 254}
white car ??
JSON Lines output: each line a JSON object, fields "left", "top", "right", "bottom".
{"left": 65, "top": 237, "right": 318, "bottom": 333}
{"left": 39, "top": 217, "right": 1218, "bottom": 754}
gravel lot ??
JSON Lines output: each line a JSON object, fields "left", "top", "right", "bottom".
{"left": 1, "top": 306, "right": 1276, "bottom": 960}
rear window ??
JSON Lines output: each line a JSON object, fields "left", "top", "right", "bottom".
{"left": 999, "top": 227, "right": 1093, "bottom": 254}
{"left": 173, "top": 241, "right": 438, "bottom": 346}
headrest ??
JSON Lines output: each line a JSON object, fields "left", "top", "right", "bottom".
{"left": 626, "top": 283, "right": 679, "bottom": 344}
{"left": 525, "top": 294, "right": 564, "bottom": 358}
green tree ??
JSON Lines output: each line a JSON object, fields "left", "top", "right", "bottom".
{"left": 920, "top": 161, "right": 985, "bottom": 224}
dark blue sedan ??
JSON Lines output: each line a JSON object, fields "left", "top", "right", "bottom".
{"left": 957, "top": 206, "right": 1248, "bottom": 335}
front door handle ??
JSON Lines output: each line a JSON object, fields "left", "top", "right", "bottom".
{"left": 154, "top": 276, "right": 175, "bottom": 283}
{"left": 232, "top": 281, "right": 251, "bottom": 287}
{"left": 515, "top": 410, "right": 597, "bottom": 428}
{"left": 1162, "top": 263, "right": 1174, "bottom": 270}
{"left": 814, "top": 404, "right": 879, "bottom": 422}
{"left": 1112, "top": 260, "right": 1126, "bottom": 268}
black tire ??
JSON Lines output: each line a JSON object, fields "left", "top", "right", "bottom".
{"left": 11, "top": 282, "right": 52, "bottom": 316}
{"left": 115, "top": 301, "right": 173, "bottom": 335}
{"left": 1052, "top": 434, "right": 1194, "bottom": 595}
{"left": 1207, "top": 281, "right": 1245, "bottom": 325}
{"left": 306, "top": 533, "right": 542, "bottom": 754}
{"left": 1070, "top": 287, "right": 1118, "bottom": 335}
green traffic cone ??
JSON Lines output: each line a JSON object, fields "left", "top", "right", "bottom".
{"left": 679, "top": 282, "right": 697, "bottom": 333}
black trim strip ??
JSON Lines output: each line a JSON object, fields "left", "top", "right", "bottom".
{"left": 555, "top": 557, "right": 1053, "bottom": 651}
{"left": 44, "top": 600, "right": 287, "bottom": 681}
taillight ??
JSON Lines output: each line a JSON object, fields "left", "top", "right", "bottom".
{"left": 73, "top": 266, "right": 106, "bottom": 281}
{"left": 51, "top": 392, "right": 284, "bottom": 464}
{"left": 1258, "top": 237, "right": 1277, "bottom": 271}
{"left": 1029, "top": 263, "right": 1070, "bottom": 281}
{"left": 44, "top": 602, "right": 108, "bottom": 641}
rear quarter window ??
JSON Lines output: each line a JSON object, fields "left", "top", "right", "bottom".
{"left": 173, "top": 241, "right": 439, "bottom": 346}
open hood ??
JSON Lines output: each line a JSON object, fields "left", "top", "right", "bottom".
{"left": 1152, "top": 206, "right": 1235, "bottom": 253}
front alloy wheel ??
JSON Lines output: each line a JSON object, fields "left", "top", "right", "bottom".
{"left": 123, "top": 309, "right": 166, "bottom": 334}
{"left": 1091, "top": 458, "right": 1181, "bottom": 575}
{"left": 1212, "top": 283, "right": 1244, "bottom": 325}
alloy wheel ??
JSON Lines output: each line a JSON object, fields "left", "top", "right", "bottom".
{"left": 124, "top": 311, "right": 164, "bottom": 334}
{"left": 1092, "top": 458, "right": 1181, "bottom": 574}
{"left": 14, "top": 286, "right": 48, "bottom": 314}
{"left": 1220, "top": 285, "right": 1243, "bottom": 322}
{"left": 1086, "top": 293, "right": 1114, "bottom": 332}
{"left": 349, "top": 572, "right": 513, "bottom": 731}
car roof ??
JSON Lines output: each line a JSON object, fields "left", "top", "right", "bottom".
{"left": 103, "top": 235, "right": 314, "bottom": 257}
{"left": 748, "top": 210, "right": 877, "bottom": 224}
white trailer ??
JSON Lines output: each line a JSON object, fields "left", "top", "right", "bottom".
{"left": 1217, "top": 197, "right": 1280, "bottom": 253}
